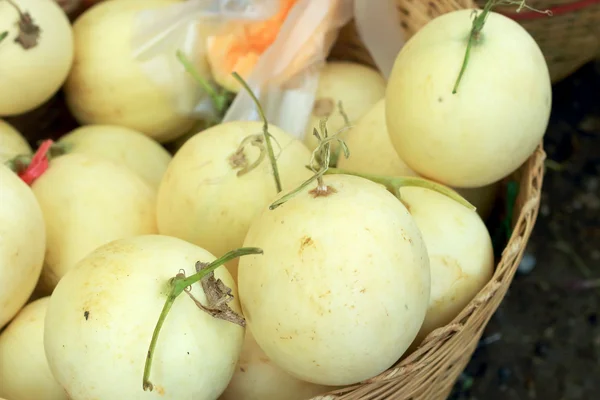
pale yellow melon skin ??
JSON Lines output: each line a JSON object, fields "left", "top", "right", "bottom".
{"left": 324, "top": 97, "right": 499, "bottom": 220}
{"left": 30, "top": 153, "right": 157, "bottom": 294}
{"left": 331, "top": 98, "right": 500, "bottom": 219}
{"left": 0, "top": 164, "right": 46, "bottom": 329}
{"left": 64, "top": 0, "right": 204, "bottom": 142}
{"left": 0, "top": 119, "right": 31, "bottom": 163}
{"left": 44, "top": 235, "right": 244, "bottom": 400}
{"left": 156, "top": 121, "right": 312, "bottom": 281}
{"left": 332, "top": 98, "right": 501, "bottom": 220}
{"left": 0, "top": 0, "right": 74, "bottom": 116}
{"left": 399, "top": 186, "right": 494, "bottom": 349}
{"left": 0, "top": 297, "right": 68, "bottom": 400}
{"left": 238, "top": 174, "right": 431, "bottom": 386}
{"left": 386, "top": 9, "right": 552, "bottom": 188}
{"left": 303, "top": 62, "right": 386, "bottom": 152}
{"left": 220, "top": 330, "right": 331, "bottom": 400}
{"left": 336, "top": 98, "right": 417, "bottom": 177}
{"left": 58, "top": 124, "right": 173, "bottom": 191}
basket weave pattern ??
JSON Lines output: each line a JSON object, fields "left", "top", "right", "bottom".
{"left": 488, "top": 0, "right": 600, "bottom": 83}
{"left": 319, "top": 1, "right": 546, "bottom": 399}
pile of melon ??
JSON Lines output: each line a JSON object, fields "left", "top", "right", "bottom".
{"left": 0, "top": 0, "right": 551, "bottom": 399}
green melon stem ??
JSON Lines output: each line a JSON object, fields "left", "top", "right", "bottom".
{"left": 176, "top": 50, "right": 232, "bottom": 118}
{"left": 142, "top": 247, "right": 263, "bottom": 392}
{"left": 232, "top": 72, "right": 283, "bottom": 193}
{"left": 269, "top": 119, "right": 350, "bottom": 210}
{"left": 452, "top": 0, "right": 495, "bottom": 94}
{"left": 325, "top": 167, "right": 476, "bottom": 211}
{"left": 453, "top": 0, "right": 552, "bottom": 94}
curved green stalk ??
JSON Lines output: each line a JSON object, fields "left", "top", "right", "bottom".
{"left": 325, "top": 167, "right": 476, "bottom": 211}
{"left": 176, "top": 50, "right": 232, "bottom": 117}
{"left": 269, "top": 167, "right": 328, "bottom": 210}
{"left": 266, "top": 118, "right": 473, "bottom": 211}
{"left": 452, "top": 1, "right": 495, "bottom": 94}
{"left": 142, "top": 247, "right": 263, "bottom": 392}
{"left": 232, "top": 72, "right": 283, "bottom": 193}
{"left": 269, "top": 120, "right": 350, "bottom": 210}
{"left": 142, "top": 292, "right": 176, "bottom": 391}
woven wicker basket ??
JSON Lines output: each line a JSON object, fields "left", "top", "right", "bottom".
{"left": 7, "top": 1, "right": 545, "bottom": 399}
{"left": 311, "top": 1, "right": 547, "bottom": 399}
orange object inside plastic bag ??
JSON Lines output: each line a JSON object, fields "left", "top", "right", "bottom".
{"left": 206, "top": 0, "right": 299, "bottom": 92}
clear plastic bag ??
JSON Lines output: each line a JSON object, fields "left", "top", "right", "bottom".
{"left": 221, "top": 0, "right": 355, "bottom": 139}
{"left": 222, "top": 0, "right": 410, "bottom": 139}
{"left": 130, "top": 0, "right": 281, "bottom": 119}
{"left": 129, "top": 0, "right": 355, "bottom": 138}
{"left": 129, "top": 0, "right": 405, "bottom": 140}
{"left": 352, "top": 0, "right": 406, "bottom": 80}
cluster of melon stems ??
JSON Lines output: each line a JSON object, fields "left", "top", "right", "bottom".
{"left": 268, "top": 102, "right": 474, "bottom": 211}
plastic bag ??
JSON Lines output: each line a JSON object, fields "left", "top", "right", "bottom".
{"left": 128, "top": 0, "right": 355, "bottom": 139}
{"left": 352, "top": 0, "right": 406, "bottom": 80}
{"left": 130, "top": 0, "right": 281, "bottom": 119}
{"left": 129, "top": 0, "right": 405, "bottom": 140}
{"left": 221, "top": 0, "right": 355, "bottom": 139}
{"left": 221, "top": 0, "right": 409, "bottom": 139}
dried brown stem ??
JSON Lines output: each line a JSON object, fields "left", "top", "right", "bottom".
{"left": 228, "top": 134, "right": 267, "bottom": 177}
{"left": 3, "top": 0, "right": 41, "bottom": 49}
